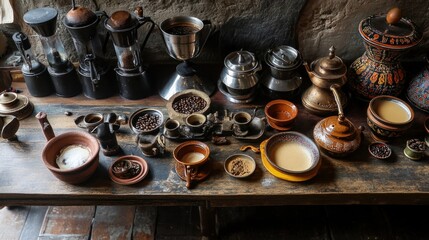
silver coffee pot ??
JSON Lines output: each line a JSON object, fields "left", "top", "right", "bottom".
{"left": 218, "top": 50, "right": 261, "bottom": 103}
{"left": 262, "top": 45, "right": 303, "bottom": 99}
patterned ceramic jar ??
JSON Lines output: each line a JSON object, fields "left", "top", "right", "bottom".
{"left": 406, "top": 57, "right": 429, "bottom": 113}
{"left": 348, "top": 8, "right": 422, "bottom": 101}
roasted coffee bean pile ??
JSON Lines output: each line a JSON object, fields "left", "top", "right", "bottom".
{"left": 369, "top": 143, "right": 391, "bottom": 158}
{"left": 135, "top": 113, "right": 161, "bottom": 131}
{"left": 112, "top": 160, "right": 141, "bottom": 179}
{"left": 408, "top": 139, "right": 426, "bottom": 151}
{"left": 172, "top": 96, "right": 207, "bottom": 114}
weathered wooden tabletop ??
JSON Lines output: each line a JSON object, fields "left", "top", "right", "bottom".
{"left": 0, "top": 80, "right": 428, "bottom": 207}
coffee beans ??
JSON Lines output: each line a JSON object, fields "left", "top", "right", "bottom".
{"left": 408, "top": 139, "right": 426, "bottom": 151}
{"left": 135, "top": 113, "right": 161, "bottom": 132}
{"left": 369, "top": 143, "right": 391, "bottom": 159}
{"left": 172, "top": 96, "right": 207, "bottom": 114}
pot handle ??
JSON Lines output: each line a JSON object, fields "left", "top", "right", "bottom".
{"left": 35, "top": 112, "right": 55, "bottom": 141}
{"left": 330, "top": 84, "right": 345, "bottom": 123}
{"left": 135, "top": 7, "right": 155, "bottom": 55}
{"left": 194, "top": 20, "right": 212, "bottom": 58}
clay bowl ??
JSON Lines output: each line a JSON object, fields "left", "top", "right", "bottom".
{"left": 109, "top": 155, "right": 149, "bottom": 185}
{"left": 42, "top": 131, "right": 100, "bottom": 184}
{"left": 129, "top": 108, "right": 164, "bottom": 134}
{"left": 224, "top": 154, "right": 256, "bottom": 178}
{"left": 367, "top": 96, "right": 414, "bottom": 141}
{"left": 264, "top": 99, "right": 298, "bottom": 129}
{"left": 173, "top": 141, "right": 210, "bottom": 166}
{"left": 265, "top": 132, "right": 320, "bottom": 175}
{"left": 166, "top": 89, "right": 211, "bottom": 124}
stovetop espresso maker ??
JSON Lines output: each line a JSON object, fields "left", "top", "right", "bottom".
{"left": 63, "top": 1, "right": 116, "bottom": 99}
{"left": 104, "top": 7, "right": 155, "bottom": 100}
{"left": 23, "top": 7, "right": 81, "bottom": 97}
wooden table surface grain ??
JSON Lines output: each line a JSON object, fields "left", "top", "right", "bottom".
{"left": 1, "top": 81, "right": 428, "bottom": 207}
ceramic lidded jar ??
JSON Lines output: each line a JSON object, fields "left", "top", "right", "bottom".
{"left": 406, "top": 55, "right": 429, "bottom": 113}
{"left": 220, "top": 50, "right": 261, "bottom": 96}
{"left": 302, "top": 46, "right": 348, "bottom": 115}
{"left": 348, "top": 7, "right": 422, "bottom": 101}
{"left": 262, "top": 45, "right": 303, "bottom": 99}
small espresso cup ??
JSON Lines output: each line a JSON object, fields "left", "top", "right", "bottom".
{"left": 173, "top": 141, "right": 210, "bottom": 188}
{"left": 233, "top": 111, "right": 252, "bottom": 132}
{"left": 79, "top": 113, "right": 104, "bottom": 132}
{"left": 185, "top": 113, "right": 207, "bottom": 134}
{"left": 164, "top": 118, "right": 181, "bottom": 138}
{"left": 136, "top": 133, "right": 166, "bottom": 157}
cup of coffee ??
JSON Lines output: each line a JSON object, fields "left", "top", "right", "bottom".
{"left": 75, "top": 113, "right": 104, "bottom": 133}
{"left": 173, "top": 141, "right": 210, "bottom": 188}
{"left": 164, "top": 118, "right": 181, "bottom": 138}
{"left": 233, "top": 111, "right": 252, "bottom": 133}
{"left": 185, "top": 113, "right": 206, "bottom": 134}
{"left": 136, "top": 133, "right": 166, "bottom": 157}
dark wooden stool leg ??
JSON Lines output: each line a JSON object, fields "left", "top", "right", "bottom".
{"left": 199, "top": 203, "right": 217, "bottom": 239}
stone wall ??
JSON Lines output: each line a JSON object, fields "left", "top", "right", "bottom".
{"left": 9, "top": 0, "right": 429, "bottom": 65}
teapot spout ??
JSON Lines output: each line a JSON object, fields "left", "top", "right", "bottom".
{"left": 303, "top": 62, "right": 314, "bottom": 78}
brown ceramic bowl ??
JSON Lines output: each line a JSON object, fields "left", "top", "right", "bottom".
{"left": 368, "top": 142, "right": 392, "bottom": 160}
{"left": 367, "top": 95, "right": 414, "bottom": 141}
{"left": 224, "top": 154, "right": 256, "bottom": 178}
{"left": 264, "top": 99, "right": 298, "bottom": 128}
{"left": 42, "top": 131, "right": 100, "bottom": 184}
{"left": 109, "top": 155, "right": 149, "bottom": 185}
{"left": 129, "top": 108, "right": 164, "bottom": 134}
{"left": 265, "top": 132, "right": 320, "bottom": 174}
{"left": 173, "top": 140, "right": 210, "bottom": 166}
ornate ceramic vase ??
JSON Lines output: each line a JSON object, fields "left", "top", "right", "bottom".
{"left": 406, "top": 56, "right": 429, "bottom": 113}
{"left": 348, "top": 8, "right": 422, "bottom": 101}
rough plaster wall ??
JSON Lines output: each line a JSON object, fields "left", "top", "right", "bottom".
{"left": 297, "top": 0, "right": 429, "bottom": 63}
{"left": 10, "top": 0, "right": 429, "bottom": 65}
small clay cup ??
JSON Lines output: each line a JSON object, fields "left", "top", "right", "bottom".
{"left": 233, "top": 112, "right": 252, "bottom": 132}
{"left": 264, "top": 99, "right": 298, "bottom": 128}
{"left": 367, "top": 96, "right": 414, "bottom": 141}
{"left": 37, "top": 112, "right": 100, "bottom": 184}
{"left": 173, "top": 141, "right": 210, "bottom": 188}
{"left": 136, "top": 133, "right": 166, "bottom": 157}
{"left": 164, "top": 118, "right": 181, "bottom": 138}
{"left": 185, "top": 113, "right": 206, "bottom": 134}
{"left": 75, "top": 113, "right": 104, "bottom": 133}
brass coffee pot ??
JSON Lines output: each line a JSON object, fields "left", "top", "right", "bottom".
{"left": 302, "top": 46, "right": 348, "bottom": 115}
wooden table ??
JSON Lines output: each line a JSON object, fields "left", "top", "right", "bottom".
{"left": 1, "top": 80, "right": 428, "bottom": 237}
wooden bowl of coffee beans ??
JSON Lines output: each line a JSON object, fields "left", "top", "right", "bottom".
{"left": 129, "top": 108, "right": 164, "bottom": 134}
{"left": 166, "top": 89, "right": 211, "bottom": 124}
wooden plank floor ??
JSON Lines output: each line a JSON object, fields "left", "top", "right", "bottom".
{"left": 1, "top": 205, "right": 429, "bottom": 239}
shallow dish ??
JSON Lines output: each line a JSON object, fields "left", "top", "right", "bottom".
{"left": 260, "top": 139, "right": 321, "bottom": 182}
{"left": 129, "top": 108, "right": 164, "bottom": 134}
{"left": 224, "top": 154, "right": 256, "bottom": 178}
{"left": 265, "top": 132, "right": 320, "bottom": 174}
{"left": 264, "top": 99, "right": 298, "bottom": 128}
{"left": 109, "top": 155, "right": 149, "bottom": 185}
{"left": 368, "top": 142, "right": 392, "bottom": 160}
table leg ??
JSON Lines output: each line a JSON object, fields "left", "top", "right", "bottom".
{"left": 199, "top": 203, "right": 217, "bottom": 239}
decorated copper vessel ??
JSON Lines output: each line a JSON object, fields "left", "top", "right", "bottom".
{"left": 348, "top": 7, "right": 422, "bottom": 101}
{"left": 406, "top": 55, "right": 429, "bottom": 113}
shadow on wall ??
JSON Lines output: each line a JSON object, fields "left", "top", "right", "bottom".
{"left": 218, "top": 0, "right": 307, "bottom": 59}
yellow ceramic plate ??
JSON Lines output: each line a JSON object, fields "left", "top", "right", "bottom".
{"left": 260, "top": 140, "right": 321, "bottom": 182}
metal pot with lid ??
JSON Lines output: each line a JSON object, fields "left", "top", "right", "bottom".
{"left": 313, "top": 85, "right": 363, "bottom": 157}
{"left": 218, "top": 50, "right": 261, "bottom": 103}
{"left": 302, "top": 46, "right": 348, "bottom": 115}
{"left": 262, "top": 45, "right": 303, "bottom": 99}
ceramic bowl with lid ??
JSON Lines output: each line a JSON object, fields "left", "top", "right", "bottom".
{"left": 219, "top": 50, "right": 261, "bottom": 96}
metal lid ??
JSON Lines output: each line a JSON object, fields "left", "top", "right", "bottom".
{"left": 105, "top": 10, "right": 137, "bottom": 30}
{"left": 64, "top": 6, "right": 97, "bottom": 27}
{"left": 0, "top": 92, "right": 34, "bottom": 120}
{"left": 359, "top": 7, "right": 422, "bottom": 49}
{"left": 265, "top": 46, "right": 302, "bottom": 69}
{"left": 312, "top": 46, "right": 347, "bottom": 80}
{"left": 23, "top": 7, "right": 58, "bottom": 37}
{"left": 224, "top": 50, "right": 259, "bottom": 72}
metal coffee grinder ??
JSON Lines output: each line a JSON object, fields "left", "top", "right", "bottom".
{"left": 23, "top": 7, "right": 81, "bottom": 97}
{"left": 63, "top": 1, "right": 115, "bottom": 99}
{"left": 104, "top": 8, "right": 155, "bottom": 100}
{"left": 12, "top": 32, "right": 54, "bottom": 97}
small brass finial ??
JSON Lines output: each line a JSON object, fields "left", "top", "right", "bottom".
{"left": 329, "top": 46, "right": 336, "bottom": 59}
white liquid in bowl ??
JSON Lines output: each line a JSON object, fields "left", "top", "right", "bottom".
{"left": 181, "top": 152, "right": 205, "bottom": 163}
{"left": 270, "top": 142, "right": 313, "bottom": 171}
{"left": 56, "top": 145, "right": 91, "bottom": 170}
